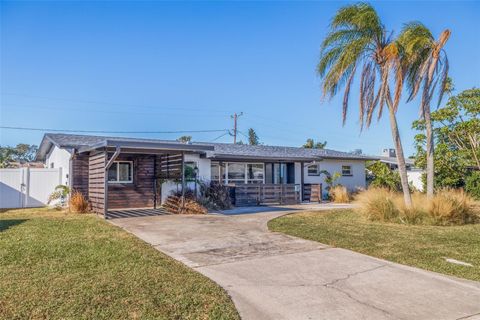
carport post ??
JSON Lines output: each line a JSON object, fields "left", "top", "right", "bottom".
{"left": 181, "top": 152, "right": 185, "bottom": 209}
{"left": 104, "top": 146, "right": 121, "bottom": 218}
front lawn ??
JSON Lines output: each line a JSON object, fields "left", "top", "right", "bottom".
{"left": 269, "top": 209, "right": 480, "bottom": 282}
{"left": 0, "top": 208, "right": 239, "bottom": 319}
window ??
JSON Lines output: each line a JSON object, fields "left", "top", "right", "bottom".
{"left": 342, "top": 165, "right": 352, "bottom": 176}
{"left": 108, "top": 161, "right": 133, "bottom": 183}
{"left": 220, "top": 162, "right": 265, "bottom": 184}
{"left": 307, "top": 164, "right": 320, "bottom": 176}
{"left": 227, "top": 163, "right": 246, "bottom": 183}
{"left": 247, "top": 164, "right": 264, "bottom": 183}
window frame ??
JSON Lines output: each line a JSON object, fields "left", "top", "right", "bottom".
{"left": 108, "top": 161, "right": 134, "bottom": 184}
{"left": 215, "top": 162, "right": 265, "bottom": 184}
{"left": 307, "top": 164, "right": 320, "bottom": 176}
{"left": 341, "top": 165, "right": 353, "bottom": 176}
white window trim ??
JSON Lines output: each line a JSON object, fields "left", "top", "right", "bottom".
{"left": 108, "top": 161, "right": 134, "bottom": 184}
{"left": 342, "top": 165, "right": 353, "bottom": 176}
{"left": 224, "top": 162, "right": 265, "bottom": 184}
{"left": 307, "top": 164, "right": 320, "bottom": 176}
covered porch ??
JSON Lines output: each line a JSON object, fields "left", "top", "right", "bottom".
{"left": 74, "top": 139, "right": 214, "bottom": 219}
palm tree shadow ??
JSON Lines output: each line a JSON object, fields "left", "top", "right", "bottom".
{"left": 0, "top": 219, "right": 27, "bottom": 232}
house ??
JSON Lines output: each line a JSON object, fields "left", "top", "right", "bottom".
{"left": 36, "top": 133, "right": 376, "bottom": 217}
{"left": 378, "top": 148, "right": 424, "bottom": 191}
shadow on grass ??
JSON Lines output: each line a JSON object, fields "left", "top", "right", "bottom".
{"left": 0, "top": 219, "right": 27, "bottom": 232}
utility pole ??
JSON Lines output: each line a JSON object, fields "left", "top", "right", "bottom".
{"left": 230, "top": 112, "right": 243, "bottom": 144}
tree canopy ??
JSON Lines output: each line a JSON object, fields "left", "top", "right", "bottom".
{"left": 248, "top": 128, "right": 260, "bottom": 145}
{"left": 0, "top": 144, "right": 38, "bottom": 168}
{"left": 303, "top": 138, "right": 327, "bottom": 149}
{"left": 413, "top": 88, "right": 480, "bottom": 189}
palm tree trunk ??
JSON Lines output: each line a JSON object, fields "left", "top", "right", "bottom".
{"left": 424, "top": 105, "right": 435, "bottom": 197}
{"left": 386, "top": 101, "right": 413, "bottom": 208}
{"left": 423, "top": 52, "right": 441, "bottom": 197}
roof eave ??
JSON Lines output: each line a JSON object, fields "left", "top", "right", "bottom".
{"left": 78, "top": 140, "right": 215, "bottom": 154}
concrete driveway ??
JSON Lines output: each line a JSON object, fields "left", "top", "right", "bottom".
{"left": 111, "top": 207, "right": 480, "bottom": 320}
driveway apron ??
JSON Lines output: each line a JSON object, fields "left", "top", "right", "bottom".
{"left": 111, "top": 208, "right": 480, "bottom": 320}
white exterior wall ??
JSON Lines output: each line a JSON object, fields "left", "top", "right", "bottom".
{"left": 45, "top": 146, "right": 71, "bottom": 186}
{"left": 160, "top": 153, "right": 211, "bottom": 203}
{"left": 407, "top": 169, "right": 424, "bottom": 192}
{"left": 304, "top": 159, "right": 366, "bottom": 195}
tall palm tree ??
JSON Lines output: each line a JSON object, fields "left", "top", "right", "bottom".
{"left": 317, "top": 3, "right": 413, "bottom": 206}
{"left": 397, "top": 23, "right": 450, "bottom": 197}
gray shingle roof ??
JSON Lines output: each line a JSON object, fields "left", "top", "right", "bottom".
{"left": 36, "top": 133, "right": 377, "bottom": 161}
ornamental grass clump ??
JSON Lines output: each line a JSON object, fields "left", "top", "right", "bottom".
{"left": 354, "top": 188, "right": 479, "bottom": 225}
{"left": 354, "top": 187, "right": 399, "bottom": 222}
{"left": 427, "top": 189, "right": 477, "bottom": 225}
{"left": 329, "top": 185, "right": 350, "bottom": 203}
{"left": 69, "top": 190, "right": 89, "bottom": 213}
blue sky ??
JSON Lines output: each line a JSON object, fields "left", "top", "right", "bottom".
{"left": 1, "top": 1, "right": 479, "bottom": 156}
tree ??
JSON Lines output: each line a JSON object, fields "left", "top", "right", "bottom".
{"left": 366, "top": 161, "right": 402, "bottom": 191}
{"left": 303, "top": 138, "right": 327, "bottom": 149}
{"left": 0, "top": 144, "right": 38, "bottom": 167}
{"left": 248, "top": 128, "right": 260, "bottom": 145}
{"left": 397, "top": 23, "right": 450, "bottom": 197}
{"left": 413, "top": 88, "right": 479, "bottom": 189}
{"left": 177, "top": 136, "right": 192, "bottom": 143}
{"left": 317, "top": 3, "right": 412, "bottom": 206}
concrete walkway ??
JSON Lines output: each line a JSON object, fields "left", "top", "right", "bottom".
{"left": 111, "top": 206, "right": 480, "bottom": 320}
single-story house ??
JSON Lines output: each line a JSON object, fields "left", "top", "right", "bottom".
{"left": 36, "top": 133, "right": 376, "bottom": 217}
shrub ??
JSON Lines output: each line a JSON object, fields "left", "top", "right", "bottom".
{"left": 329, "top": 185, "right": 350, "bottom": 203}
{"left": 47, "top": 185, "right": 70, "bottom": 207}
{"left": 465, "top": 171, "right": 480, "bottom": 200}
{"left": 354, "top": 188, "right": 479, "bottom": 225}
{"left": 69, "top": 190, "right": 89, "bottom": 213}
{"left": 198, "top": 182, "right": 233, "bottom": 210}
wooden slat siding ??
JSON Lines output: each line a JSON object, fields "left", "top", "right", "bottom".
{"left": 303, "top": 184, "right": 322, "bottom": 202}
{"left": 107, "top": 154, "right": 157, "bottom": 209}
{"left": 157, "top": 153, "right": 182, "bottom": 179}
{"left": 235, "top": 184, "right": 300, "bottom": 206}
{"left": 89, "top": 152, "right": 106, "bottom": 214}
{"left": 71, "top": 154, "right": 89, "bottom": 196}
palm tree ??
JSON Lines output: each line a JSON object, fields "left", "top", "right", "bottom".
{"left": 317, "top": 3, "right": 413, "bottom": 206}
{"left": 397, "top": 23, "right": 450, "bottom": 197}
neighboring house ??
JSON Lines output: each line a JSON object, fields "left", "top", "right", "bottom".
{"left": 378, "top": 148, "right": 424, "bottom": 191}
{"left": 36, "top": 133, "right": 376, "bottom": 217}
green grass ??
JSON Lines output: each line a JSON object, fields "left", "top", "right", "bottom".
{"left": 0, "top": 208, "right": 239, "bottom": 320}
{"left": 269, "top": 209, "right": 480, "bottom": 282}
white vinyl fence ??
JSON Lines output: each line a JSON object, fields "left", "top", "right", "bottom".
{"left": 0, "top": 168, "right": 62, "bottom": 209}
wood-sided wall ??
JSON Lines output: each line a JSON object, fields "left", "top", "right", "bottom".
{"left": 89, "top": 152, "right": 106, "bottom": 214}
{"left": 71, "top": 154, "right": 89, "bottom": 196}
{"left": 107, "top": 154, "right": 158, "bottom": 209}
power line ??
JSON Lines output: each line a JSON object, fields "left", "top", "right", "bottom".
{"left": 0, "top": 126, "right": 228, "bottom": 135}
{"left": 210, "top": 131, "right": 231, "bottom": 142}
{"left": 2, "top": 92, "right": 231, "bottom": 114}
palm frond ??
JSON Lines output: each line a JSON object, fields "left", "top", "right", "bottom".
{"left": 342, "top": 64, "right": 357, "bottom": 125}
{"left": 436, "top": 54, "right": 449, "bottom": 108}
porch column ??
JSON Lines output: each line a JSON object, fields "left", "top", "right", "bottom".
{"left": 181, "top": 152, "right": 185, "bottom": 207}
{"left": 300, "top": 161, "right": 305, "bottom": 202}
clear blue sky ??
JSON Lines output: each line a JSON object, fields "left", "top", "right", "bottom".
{"left": 1, "top": 1, "right": 479, "bottom": 156}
